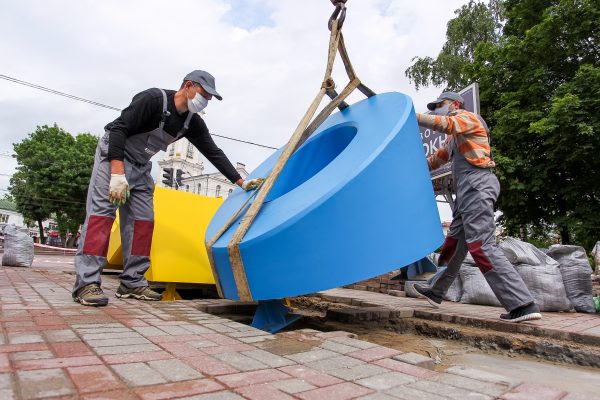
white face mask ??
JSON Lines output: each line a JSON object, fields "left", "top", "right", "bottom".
{"left": 433, "top": 103, "right": 452, "bottom": 116}
{"left": 188, "top": 91, "right": 208, "bottom": 114}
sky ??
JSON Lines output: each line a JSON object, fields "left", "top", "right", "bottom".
{"left": 0, "top": 0, "right": 468, "bottom": 221}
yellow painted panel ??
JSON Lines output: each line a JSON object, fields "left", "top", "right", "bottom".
{"left": 106, "top": 215, "right": 123, "bottom": 269}
{"left": 146, "top": 187, "right": 222, "bottom": 283}
{"left": 105, "top": 187, "right": 223, "bottom": 284}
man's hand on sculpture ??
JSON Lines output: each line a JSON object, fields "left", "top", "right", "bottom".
{"left": 242, "top": 178, "right": 265, "bottom": 191}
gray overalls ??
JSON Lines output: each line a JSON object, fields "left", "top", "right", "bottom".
{"left": 73, "top": 89, "right": 193, "bottom": 294}
{"left": 430, "top": 134, "right": 535, "bottom": 311}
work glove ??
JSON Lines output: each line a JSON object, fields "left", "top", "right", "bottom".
{"left": 242, "top": 178, "right": 264, "bottom": 191}
{"left": 109, "top": 174, "right": 130, "bottom": 207}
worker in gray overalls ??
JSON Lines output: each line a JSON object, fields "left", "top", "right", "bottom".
{"left": 414, "top": 92, "right": 542, "bottom": 323}
{"left": 73, "top": 70, "right": 261, "bottom": 306}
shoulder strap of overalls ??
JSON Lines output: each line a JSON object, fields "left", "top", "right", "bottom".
{"left": 158, "top": 88, "right": 194, "bottom": 139}
{"left": 159, "top": 89, "right": 168, "bottom": 130}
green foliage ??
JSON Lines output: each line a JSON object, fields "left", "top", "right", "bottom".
{"left": 408, "top": 0, "right": 600, "bottom": 250}
{"left": 405, "top": 0, "right": 502, "bottom": 91}
{"left": 9, "top": 124, "right": 97, "bottom": 242}
{"left": 473, "top": 0, "right": 600, "bottom": 249}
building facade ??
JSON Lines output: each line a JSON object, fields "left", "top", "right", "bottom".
{"left": 157, "top": 138, "right": 248, "bottom": 198}
{"left": 0, "top": 199, "right": 25, "bottom": 232}
{"left": 0, "top": 199, "right": 59, "bottom": 242}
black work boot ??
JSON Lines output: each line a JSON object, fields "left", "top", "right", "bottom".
{"left": 414, "top": 284, "right": 442, "bottom": 308}
{"left": 115, "top": 285, "right": 162, "bottom": 301}
{"left": 500, "top": 303, "right": 542, "bottom": 323}
{"left": 74, "top": 284, "right": 109, "bottom": 307}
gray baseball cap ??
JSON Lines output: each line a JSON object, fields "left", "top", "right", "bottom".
{"left": 427, "top": 92, "right": 464, "bottom": 111}
{"left": 184, "top": 70, "right": 223, "bottom": 100}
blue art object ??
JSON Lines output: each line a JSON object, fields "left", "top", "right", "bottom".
{"left": 206, "top": 92, "right": 444, "bottom": 302}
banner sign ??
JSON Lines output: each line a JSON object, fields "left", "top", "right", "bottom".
{"left": 420, "top": 83, "right": 480, "bottom": 180}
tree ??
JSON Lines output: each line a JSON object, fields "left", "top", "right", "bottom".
{"left": 407, "top": 0, "right": 600, "bottom": 249}
{"left": 9, "top": 124, "right": 97, "bottom": 243}
{"left": 471, "top": 0, "right": 599, "bottom": 247}
{"left": 405, "top": 0, "right": 502, "bottom": 91}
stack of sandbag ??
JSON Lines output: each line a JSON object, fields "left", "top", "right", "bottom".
{"left": 459, "top": 253, "right": 502, "bottom": 307}
{"left": 1, "top": 224, "right": 34, "bottom": 267}
{"left": 546, "top": 245, "right": 595, "bottom": 313}
{"left": 499, "top": 237, "right": 571, "bottom": 312}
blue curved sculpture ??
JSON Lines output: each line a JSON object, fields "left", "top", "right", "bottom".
{"left": 207, "top": 92, "right": 443, "bottom": 301}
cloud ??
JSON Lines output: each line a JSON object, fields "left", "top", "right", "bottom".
{"left": 0, "top": 0, "right": 465, "bottom": 220}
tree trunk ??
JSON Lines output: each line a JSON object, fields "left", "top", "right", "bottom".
{"left": 560, "top": 226, "right": 570, "bottom": 245}
{"left": 37, "top": 218, "right": 45, "bottom": 244}
{"left": 558, "top": 197, "right": 570, "bottom": 244}
{"left": 519, "top": 225, "right": 528, "bottom": 241}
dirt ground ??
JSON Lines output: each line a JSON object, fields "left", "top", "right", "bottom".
{"left": 290, "top": 297, "right": 600, "bottom": 396}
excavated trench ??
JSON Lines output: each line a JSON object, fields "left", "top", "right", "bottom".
{"left": 285, "top": 296, "right": 600, "bottom": 396}
{"left": 288, "top": 296, "right": 600, "bottom": 368}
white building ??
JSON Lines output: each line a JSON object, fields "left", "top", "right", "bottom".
{"left": 0, "top": 198, "right": 59, "bottom": 242}
{"left": 0, "top": 199, "right": 25, "bottom": 232}
{"left": 157, "top": 138, "right": 248, "bottom": 198}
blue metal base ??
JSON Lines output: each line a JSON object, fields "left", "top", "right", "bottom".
{"left": 251, "top": 299, "right": 302, "bottom": 333}
{"left": 406, "top": 257, "right": 438, "bottom": 280}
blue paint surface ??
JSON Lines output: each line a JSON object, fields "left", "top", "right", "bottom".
{"left": 207, "top": 92, "right": 444, "bottom": 300}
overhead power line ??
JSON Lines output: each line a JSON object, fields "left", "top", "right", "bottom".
{"left": 0, "top": 74, "right": 121, "bottom": 111}
{"left": 0, "top": 74, "right": 278, "bottom": 150}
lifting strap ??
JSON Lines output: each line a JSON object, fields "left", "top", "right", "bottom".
{"left": 206, "top": 2, "right": 375, "bottom": 301}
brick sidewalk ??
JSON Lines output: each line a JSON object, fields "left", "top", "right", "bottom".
{"left": 1, "top": 264, "right": 599, "bottom": 400}
{"left": 317, "top": 289, "right": 600, "bottom": 346}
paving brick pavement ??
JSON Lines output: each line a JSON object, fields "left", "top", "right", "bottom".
{"left": 1, "top": 262, "right": 599, "bottom": 399}
{"left": 318, "top": 288, "right": 600, "bottom": 346}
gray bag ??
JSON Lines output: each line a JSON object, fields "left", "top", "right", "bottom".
{"left": 592, "top": 241, "right": 600, "bottom": 274}
{"left": 546, "top": 245, "right": 595, "bottom": 313}
{"left": 1, "top": 224, "right": 34, "bottom": 268}
{"left": 459, "top": 265, "right": 503, "bottom": 307}
{"left": 500, "top": 238, "right": 571, "bottom": 312}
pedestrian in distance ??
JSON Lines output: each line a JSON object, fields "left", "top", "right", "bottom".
{"left": 73, "top": 70, "right": 262, "bottom": 306}
{"left": 414, "top": 92, "right": 542, "bottom": 323}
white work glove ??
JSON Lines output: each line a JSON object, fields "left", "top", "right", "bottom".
{"left": 109, "top": 174, "right": 130, "bottom": 206}
{"left": 241, "top": 178, "right": 264, "bottom": 191}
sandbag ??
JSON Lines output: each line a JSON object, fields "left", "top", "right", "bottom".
{"left": 500, "top": 237, "right": 548, "bottom": 266}
{"left": 1, "top": 224, "right": 34, "bottom": 267}
{"left": 459, "top": 265, "right": 503, "bottom": 307}
{"left": 514, "top": 264, "right": 571, "bottom": 311}
{"left": 546, "top": 245, "right": 595, "bottom": 313}
{"left": 592, "top": 241, "right": 600, "bottom": 274}
{"left": 500, "top": 238, "right": 571, "bottom": 312}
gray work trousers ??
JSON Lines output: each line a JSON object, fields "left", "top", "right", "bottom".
{"left": 73, "top": 135, "right": 155, "bottom": 294}
{"left": 431, "top": 169, "right": 535, "bottom": 312}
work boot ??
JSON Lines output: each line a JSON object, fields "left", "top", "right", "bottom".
{"left": 115, "top": 285, "right": 162, "bottom": 301}
{"left": 414, "top": 284, "right": 442, "bottom": 308}
{"left": 74, "top": 284, "right": 109, "bottom": 307}
{"left": 500, "top": 303, "right": 542, "bottom": 323}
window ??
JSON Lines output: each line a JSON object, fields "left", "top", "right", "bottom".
{"left": 197, "top": 183, "right": 201, "bottom": 194}
{"left": 169, "top": 145, "right": 175, "bottom": 156}
{"left": 0, "top": 213, "right": 8, "bottom": 223}
{"left": 185, "top": 185, "right": 189, "bottom": 192}
{"left": 215, "top": 185, "right": 221, "bottom": 197}
{"left": 186, "top": 142, "right": 194, "bottom": 159}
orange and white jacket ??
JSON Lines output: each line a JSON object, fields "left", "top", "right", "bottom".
{"left": 417, "top": 110, "right": 495, "bottom": 171}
